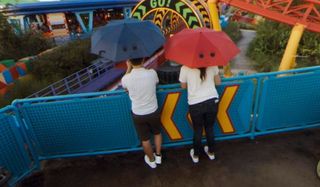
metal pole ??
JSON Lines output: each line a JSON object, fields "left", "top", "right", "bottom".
{"left": 207, "top": 0, "right": 233, "bottom": 77}
{"left": 279, "top": 23, "right": 305, "bottom": 71}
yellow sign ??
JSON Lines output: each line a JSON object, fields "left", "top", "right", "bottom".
{"left": 217, "top": 85, "right": 239, "bottom": 133}
{"left": 161, "top": 92, "right": 183, "bottom": 140}
{"left": 161, "top": 85, "right": 239, "bottom": 140}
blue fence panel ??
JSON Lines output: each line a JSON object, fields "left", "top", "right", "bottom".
{"left": 256, "top": 67, "right": 320, "bottom": 133}
{"left": 0, "top": 106, "right": 36, "bottom": 186}
{"left": 216, "top": 78, "right": 256, "bottom": 136}
{"left": 157, "top": 86, "right": 191, "bottom": 144}
{"left": 3, "top": 66, "right": 320, "bottom": 186}
{"left": 14, "top": 77, "right": 256, "bottom": 159}
{"left": 14, "top": 91, "right": 140, "bottom": 159}
{"left": 157, "top": 78, "right": 256, "bottom": 144}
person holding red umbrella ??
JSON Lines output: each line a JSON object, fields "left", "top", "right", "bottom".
{"left": 165, "top": 28, "right": 240, "bottom": 163}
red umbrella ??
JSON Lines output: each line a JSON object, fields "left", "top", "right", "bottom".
{"left": 165, "top": 28, "right": 240, "bottom": 68}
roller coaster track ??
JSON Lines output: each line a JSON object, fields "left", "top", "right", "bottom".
{"left": 132, "top": 0, "right": 320, "bottom": 33}
{"left": 219, "top": 0, "right": 320, "bottom": 33}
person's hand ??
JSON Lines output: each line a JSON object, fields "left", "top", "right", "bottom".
{"left": 126, "top": 61, "right": 132, "bottom": 68}
{"left": 126, "top": 61, "right": 133, "bottom": 74}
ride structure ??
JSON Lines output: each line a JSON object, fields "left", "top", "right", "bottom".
{"left": 1, "top": 0, "right": 139, "bottom": 36}
{"left": 131, "top": 0, "right": 320, "bottom": 72}
{"left": 28, "top": 0, "right": 320, "bottom": 97}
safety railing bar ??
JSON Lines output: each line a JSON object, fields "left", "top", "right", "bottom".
{"left": 78, "top": 71, "right": 92, "bottom": 79}
{"left": 157, "top": 83, "right": 180, "bottom": 90}
{"left": 257, "top": 65, "right": 320, "bottom": 77}
{"left": 77, "top": 71, "right": 103, "bottom": 84}
{"left": 254, "top": 123, "right": 320, "bottom": 137}
{"left": 222, "top": 65, "right": 320, "bottom": 81}
{"left": 250, "top": 77, "right": 264, "bottom": 139}
{"left": 51, "top": 79, "right": 66, "bottom": 87}
{"left": 52, "top": 83, "right": 67, "bottom": 91}
{"left": 32, "top": 86, "right": 53, "bottom": 97}
{"left": 42, "top": 69, "right": 99, "bottom": 95}
{"left": 67, "top": 78, "right": 80, "bottom": 84}
{"left": 84, "top": 62, "right": 112, "bottom": 73}
{"left": 37, "top": 65, "right": 111, "bottom": 97}
{"left": 79, "top": 76, "right": 91, "bottom": 84}
{"left": 64, "top": 79, "right": 71, "bottom": 94}
{"left": 60, "top": 61, "right": 108, "bottom": 80}
{"left": 8, "top": 165, "right": 37, "bottom": 187}
{"left": 0, "top": 105, "right": 15, "bottom": 113}
{"left": 22, "top": 64, "right": 320, "bottom": 102}
{"left": 68, "top": 82, "right": 82, "bottom": 90}
{"left": 55, "top": 90, "right": 69, "bottom": 95}
{"left": 156, "top": 80, "right": 250, "bottom": 90}
{"left": 28, "top": 60, "right": 114, "bottom": 98}
{"left": 38, "top": 91, "right": 52, "bottom": 97}
{"left": 36, "top": 90, "right": 52, "bottom": 97}
{"left": 65, "top": 73, "right": 77, "bottom": 80}
{"left": 90, "top": 71, "right": 101, "bottom": 78}
{"left": 13, "top": 89, "right": 127, "bottom": 105}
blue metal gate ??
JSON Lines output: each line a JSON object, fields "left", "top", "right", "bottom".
{"left": 2, "top": 66, "right": 320, "bottom": 186}
{"left": 0, "top": 106, "right": 37, "bottom": 186}
{"left": 255, "top": 67, "right": 320, "bottom": 135}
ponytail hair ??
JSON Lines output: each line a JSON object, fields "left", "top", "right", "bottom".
{"left": 199, "top": 67, "right": 206, "bottom": 81}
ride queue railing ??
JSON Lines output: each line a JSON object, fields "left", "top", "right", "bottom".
{"left": 1, "top": 66, "right": 320, "bottom": 186}
{"left": 28, "top": 60, "right": 114, "bottom": 98}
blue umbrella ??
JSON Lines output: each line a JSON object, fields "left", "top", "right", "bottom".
{"left": 91, "top": 18, "right": 165, "bottom": 61}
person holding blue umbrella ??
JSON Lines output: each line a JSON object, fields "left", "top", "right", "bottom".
{"left": 91, "top": 18, "right": 165, "bottom": 62}
{"left": 91, "top": 19, "right": 165, "bottom": 168}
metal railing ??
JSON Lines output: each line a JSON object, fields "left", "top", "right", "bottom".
{"left": 28, "top": 60, "right": 114, "bottom": 98}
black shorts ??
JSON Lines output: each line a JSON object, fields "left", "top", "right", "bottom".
{"left": 132, "top": 110, "right": 162, "bottom": 141}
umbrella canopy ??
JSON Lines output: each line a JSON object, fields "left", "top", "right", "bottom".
{"left": 91, "top": 18, "right": 165, "bottom": 62}
{"left": 165, "top": 28, "right": 240, "bottom": 68}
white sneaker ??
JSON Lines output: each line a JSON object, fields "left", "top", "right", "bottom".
{"left": 204, "top": 146, "right": 215, "bottom": 160}
{"left": 154, "top": 153, "right": 162, "bottom": 164}
{"left": 144, "top": 155, "right": 157, "bottom": 169}
{"left": 190, "top": 149, "right": 199, "bottom": 163}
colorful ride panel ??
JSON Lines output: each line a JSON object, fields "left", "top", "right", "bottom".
{"left": 131, "top": 0, "right": 210, "bottom": 29}
{"left": 0, "top": 59, "right": 32, "bottom": 95}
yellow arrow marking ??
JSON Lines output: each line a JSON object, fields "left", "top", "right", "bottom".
{"left": 161, "top": 92, "right": 183, "bottom": 140}
{"left": 217, "top": 85, "right": 239, "bottom": 134}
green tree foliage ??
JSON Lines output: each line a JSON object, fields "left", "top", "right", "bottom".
{"left": 0, "top": 75, "right": 50, "bottom": 108}
{"left": 223, "top": 21, "right": 242, "bottom": 43}
{"left": 8, "top": 75, "right": 49, "bottom": 98}
{"left": 31, "top": 39, "right": 98, "bottom": 82}
{"left": 19, "top": 32, "right": 54, "bottom": 58}
{"left": 0, "top": 39, "right": 97, "bottom": 108}
{"left": 0, "top": 13, "right": 54, "bottom": 60}
{"left": 247, "top": 20, "right": 320, "bottom": 72}
{"left": 0, "top": 0, "right": 38, "bottom": 5}
{"left": 0, "top": 13, "right": 97, "bottom": 108}
{"left": 0, "top": 13, "right": 20, "bottom": 60}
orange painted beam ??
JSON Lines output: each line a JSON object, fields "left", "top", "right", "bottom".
{"left": 219, "top": 0, "right": 320, "bottom": 33}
